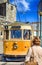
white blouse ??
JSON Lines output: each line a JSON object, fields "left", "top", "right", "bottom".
{"left": 25, "top": 45, "right": 42, "bottom": 65}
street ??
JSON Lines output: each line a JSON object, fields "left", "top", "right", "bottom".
{"left": 0, "top": 62, "right": 24, "bottom": 65}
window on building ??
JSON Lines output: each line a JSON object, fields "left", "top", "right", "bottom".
{"left": 0, "top": 31, "right": 2, "bottom": 35}
{"left": 0, "top": 3, "right": 6, "bottom": 16}
{"left": 11, "top": 6, "right": 13, "bottom": 10}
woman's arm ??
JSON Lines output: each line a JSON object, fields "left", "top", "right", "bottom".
{"left": 25, "top": 47, "right": 32, "bottom": 62}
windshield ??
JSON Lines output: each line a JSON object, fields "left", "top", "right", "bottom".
{"left": 23, "top": 30, "right": 32, "bottom": 40}
{"left": 11, "top": 30, "right": 22, "bottom": 39}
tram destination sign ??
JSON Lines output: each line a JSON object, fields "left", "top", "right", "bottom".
{"left": 11, "top": 26, "right": 21, "bottom": 29}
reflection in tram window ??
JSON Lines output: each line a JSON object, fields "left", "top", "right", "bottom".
{"left": 11, "top": 30, "right": 22, "bottom": 39}
{"left": 23, "top": 30, "right": 32, "bottom": 40}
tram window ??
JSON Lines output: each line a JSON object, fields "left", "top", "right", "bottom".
{"left": 23, "top": 30, "right": 31, "bottom": 40}
{"left": 11, "top": 30, "right": 22, "bottom": 39}
{"left": 4, "top": 30, "right": 9, "bottom": 39}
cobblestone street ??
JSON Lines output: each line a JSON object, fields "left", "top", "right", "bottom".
{"left": 0, "top": 62, "right": 24, "bottom": 65}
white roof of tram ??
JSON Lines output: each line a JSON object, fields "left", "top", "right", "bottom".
{"left": 10, "top": 22, "right": 32, "bottom": 30}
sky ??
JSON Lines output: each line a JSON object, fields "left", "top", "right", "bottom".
{"left": 9, "top": 0, "right": 40, "bottom": 23}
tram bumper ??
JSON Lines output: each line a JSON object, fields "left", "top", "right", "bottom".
{"left": 3, "top": 55, "right": 25, "bottom": 62}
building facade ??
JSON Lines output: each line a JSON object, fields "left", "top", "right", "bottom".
{"left": 31, "top": 22, "right": 40, "bottom": 37}
{"left": 0, "top": 0, "right": 16, "bottom": 54}
{"left": 0, "top": 0, "right": 7, "bottom": 3}
{"left": 0, "top": 0, "right": 16, "bottom": 24}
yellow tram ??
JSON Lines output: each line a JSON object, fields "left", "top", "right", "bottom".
{"left": 3, "top": 22, "right": 33, "bottom": 61}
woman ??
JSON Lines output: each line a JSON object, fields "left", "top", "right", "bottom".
{"left": 25, "top": 36, "right": 42, "bottom": 65}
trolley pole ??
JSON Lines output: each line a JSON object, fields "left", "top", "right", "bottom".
{"left": 40, "top": 15, "right": 41, "bottom": 39}
{"left": 39, "top": 0, "right": 42, "bottom": 46}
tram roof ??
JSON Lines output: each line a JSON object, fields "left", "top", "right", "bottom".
{"left": 9, "top": 22, "right": 32, "bottom": 30}
{"left": 0, "top": 22, "right": 32, "bottom": 30}
{"left": 8, "top": 22, "right": 31, "bottom": 26}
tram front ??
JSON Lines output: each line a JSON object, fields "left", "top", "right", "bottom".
{"left": 3, "top": 23, "right": 33, "bottom": 61}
